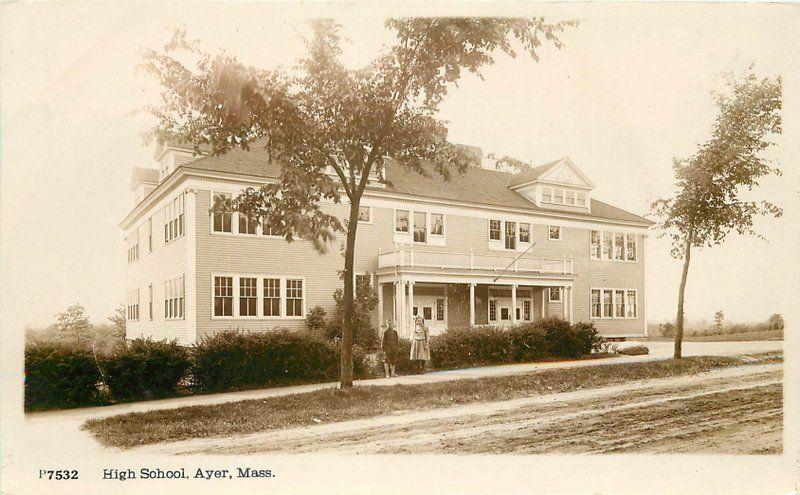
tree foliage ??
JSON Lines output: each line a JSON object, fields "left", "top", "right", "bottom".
{"left": 141, "top": 17, "right": 576, "bottom": 385}
{"left": 56, "top": 304, "right": 91, "bottom": 335}
{"left": 651, "top": 70, "right": 782, "bottom": 358}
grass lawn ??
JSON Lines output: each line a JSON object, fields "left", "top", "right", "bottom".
{"left": 83, "top": 352, "right": 782, "bottom": 449}
{"left": 646, "top": 329, "right": 783, "bottom": 342}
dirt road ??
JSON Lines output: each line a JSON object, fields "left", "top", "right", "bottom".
{"left": 144, "top": 362, "right": 782, "bottom": 456}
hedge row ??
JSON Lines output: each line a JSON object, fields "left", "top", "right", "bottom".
{"left": 25, "top": 320, "right": 603, "bottom": 411}
{"left": 24, "top": 330, "right": 367, "bottom": 410}
{"left": 430, "top": 319, "right": 604, "bottom": 370}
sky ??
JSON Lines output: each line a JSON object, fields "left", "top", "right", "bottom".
{"left": 1, "top": 2, "right": 798, "bottom": 332}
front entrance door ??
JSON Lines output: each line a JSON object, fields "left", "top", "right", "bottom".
{"left": 412, "top": 296, "right": 447, "bottom": 335}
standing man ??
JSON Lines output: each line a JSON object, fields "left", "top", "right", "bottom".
{"left": 381, "top": 319, "right": 399, "bottom": 378}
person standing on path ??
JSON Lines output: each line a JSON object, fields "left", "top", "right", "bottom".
{"left": 381, "top": 319, "right": 399, "bottom": 378}
{"left": 409, "top": 316, "right": 430, "bottom": 374}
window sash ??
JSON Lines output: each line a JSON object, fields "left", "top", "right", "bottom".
{"left": 430, "top": 213, "right": 444, "bottom": 236}
{"left": 489, "top": 220, "right": 501, "bottom": 240}
{"left": 357, "top": 206, "right": 371, "bottom": 223}
{"left": 614, "top": 233, "right": 625, "bottom": 260}
{"left": 549, "top": 287, "right": 562, "bottom": 302}
{"left": 489, "top": 299, "right": 497, "bottom": 321}
{"left": 591, "top": 289, "right": 601, "bottom": 318}
{"left": 413, "top": 212, "right": 427, "bottom": 243}
{"left": 614, "top": 289, "right": 625, "bottom": 317}
{"left": 523, "top": 300, "right": 532, "bottom": 321}
{"left": 549, "top": 226, "right": 561, "bottom": 240}
{"left": 263, "top": 278, "right": 281, "bottom": 316}
{"left": 602, "top": 290, "right": 613, "bottom": 317}
{"left": 286, "top": 279, "right": 304, "bottom": 317}
{"left": 602, "top": 232, "right": 612, "bottom": 260}
{"left": 238, "top": 215, "right": 257, "bottom": 235}
{"left": 436, "top": 298, "right": 445, "bottom": 321}
{"left": 519, "top": 223, "right": 530, "bottom": 243}
{"left": 212, "top": 194, "right": 232, "bottom": 233}
{"left": 504, "top": 221, "right": 517, "bottom": 250}
{"left": 626, "top": 290, "right": 637, "bottom": 318}
{"left": 395, "top": 210, "right": 409, "bottom": 232}
{"left": 542, "top": 187, "right": 553, "bottom": 203}
{"left": 626, "top": 234, "right": 637, "bottom": 261}
{"left": 591, "top": 230, "right": 601, "bottom": 259}
{"left": 214, "top": 276, "right": 233, "bottom": 316}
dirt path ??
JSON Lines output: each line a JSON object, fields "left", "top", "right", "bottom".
{"left": 138, "top": 362, "right": 782, "bottom": 456}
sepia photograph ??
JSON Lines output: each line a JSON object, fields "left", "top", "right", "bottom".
{"left": 1, "top": 2, "right": 798, "bottom": 494}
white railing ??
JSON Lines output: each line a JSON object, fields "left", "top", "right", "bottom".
{"left": 378, "top": 247, "right": 573, "bottom": 275}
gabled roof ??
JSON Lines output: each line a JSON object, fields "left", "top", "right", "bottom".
{"left": 507, "top": 156, "right": 595, "bottom": 190}
{"left": 130, "top": 167, "right": 159, "bottom": 189}
{"left": 175, "top": 147, "right": 653, "bottom": 226}
{"left": 506, "top": 158, "right": 564, "bottom": 188}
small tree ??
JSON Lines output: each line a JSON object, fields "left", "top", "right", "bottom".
{"left": 767, "top": 313, "right": 784, "bottom": 330}
{"left": 652, "top": 70, "right": 782, "bottom": 358}
{"left": 332, "top": 274, "right": 379, "bottom": 349}
{"left": 55, "top": 304, "right": 90, "bottom": 335}
{"left": 714, "top": 310, "right": 725, "bottom": 332}
{"left": 142, "top": 18, "right": 576, "bottom": 387}
{"left": 108, "top": 304, "right": 127, "bottom": 335}
{"left": 659, "top": 322, "right": 675, "bottom": 338}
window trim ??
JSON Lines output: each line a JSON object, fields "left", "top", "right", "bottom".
{"left": 357, "top": 205, "right": 373, "bottom": 224}
{"left": 589, "top": 287, "right": 639, "bottom": 320}
{"left": 548, "top": 287, "right": 563, "bottom": 303}
{"left": 211, "top": 273, "right": 306, "bottom": 320}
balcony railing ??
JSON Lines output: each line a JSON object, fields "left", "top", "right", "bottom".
{"left": 378, "top": 247, "right": 573, "bottom": 275}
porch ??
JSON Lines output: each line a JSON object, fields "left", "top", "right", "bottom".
{"left": 375, "top": 247, "right": 576, "bottom": 338}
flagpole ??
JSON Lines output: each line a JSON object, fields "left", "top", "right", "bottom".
{"left": 493, "top": 242, "right": 536, "bottom": 283}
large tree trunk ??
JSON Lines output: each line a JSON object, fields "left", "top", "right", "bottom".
{"left": 674, "top": 238, "right": 692, "bottom": 359}
{"left": 339, "top": 200, "right": 361, "bottom": 388}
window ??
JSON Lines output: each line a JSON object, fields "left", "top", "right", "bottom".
{"left": 263, "top": 222, "right": 279, "bottom": 237}
{"left": 489, "top": 299, "right": 497, "bottom": 321}
{"left": 436, "top": 298, "right": 445, "bottom": 322}
{"left": 214, "top": 276, "right": 233, "bottom": 317}
{"left": 127, "top": 229, "right": 139, "bottom": 263}
{"left": 577, "top": 192, "right": 587, "bottom": 207}
{"left": 413, "top": 211, "right": 427, "bottom": 243}
{"left": 395, "top": 210, "right": 409, "bottom": 233}
{"left": 489, "top": 220, "right": 501, "bottom": 240}
{"left": 147, "top": 284, "right": 153, "bottom": 321}
{"left": 548, "top": 287, "right": 562, "bottom": 303}
{"left": 614, "top": 289, "right": 625, "bottom": 318}
{"left": 423, "top": 307, "right": 432, "bottom": 321}
{"left": 548, "top": 226, "right": 562, "bottom": 240}
{"left": 357, "top": 206, "right": 371, "bottom": 223}
{"left": 147, "top": 218, "right": 153, "bottom": 253}
{"left": 165, "top": 193, "right": 185, "bottom": 242}
{"left": 519, "top": 223, "right": 531, "bottom": 243}
{"left": 430, "top": 213, "right": 444, "bottom": 236}
{"left": 238, "top": 214, "right": 257, "bottom": 235}
{"left": 602, "top": 231, "right": 613, "bottom": 260}
{"left": 602, "top": 290, "right": 613, "bottom": 318}
{"left": 591, "top": 230, "right": 601, "bottom": 259}
{"left": 504, "top": 221, "right": 517, "bottom": 250}
{"left": 591, "top": 289, "right": 601, "bottom": 318}
{"left": 237, "top": 277, "right": 257, "bottom": 316}
{"left": 542, "top": 187, "right": 553, "bottom": 203}
{"left": 553, "top": 189, "right": 564, "bottom": 204}
{"left": 212, "top": 193, "right": 232, "bottom": 233}
{"left": 263, "top": 278, "right": 281, "bottom": 316}
{"left": 523, "top": 300, "right": 532, "bottom": 321}
{"left": 126, "top": 288, "right": 140, "bottom": 321}
{"left": 286, "top": 279, "right": 304, "bottom": 317}
{"left": 626, "top": 290, "right": 638, "bottom": 318}
{"left": 626, "top": 234, "right": 637, "bottom": 261}
{"left": 500, "top": 307, "right": 510, "bottom": 320}
{"left": 164, "top": 276, "right": 185, "bottom": 320}
{"left": 566, "top": 190, "right": 576, "bottom": 206}
{"left": 614, "top": 233, "right": 625, "bottom": 260}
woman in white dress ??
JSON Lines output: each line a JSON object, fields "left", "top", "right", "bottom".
{"left": 409, "top": 316, "right": 431, "bottom": 373}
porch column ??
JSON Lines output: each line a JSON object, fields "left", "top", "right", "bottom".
{"left": 568, "top": 286, "right": 574, "bottom": 323}
{"left": 377, "top": 282, "right": 384, "bottom": 329}
{"left": 408, "top": 281, "right": 415, "bottom": 328}
{"left": 541, "top": 288, "right": 546, "bottom": 319}
{"left": 511, "top": 284, "right": 517, "bottom": 325}
{"left": 469, "top": 283, "right": 476, "bottom": 327}
{"left": 394, "top": 280, "right": 403, "bottom": 337}
{"left": 562, "top": 285, "right": 567, "bottom": 320}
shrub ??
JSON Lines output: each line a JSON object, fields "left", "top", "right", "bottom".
{"left": 25, "top": 341, "right": 103, "bottom": 410}
{"left": 99, "top": 338, "right": 191, "bottom": 401}
{"left": 430, "top": 326, "right": 511, "bottom": 369}
{"left": 573, "top": 321, "right": 605, "bottom": 354}
{"left": 306, "top": 306, "right": 327, "bottom": 337}
{"left": 508, "top": 323, "right": 549, "bottom": 362}
{"left": 543, "top": 317, "right": 584, "bottom": 358}
{"left": 191, "top": 329, "right": 340, "bottom": 392}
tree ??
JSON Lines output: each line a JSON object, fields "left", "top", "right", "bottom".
{"left": 142, "top": 17, "right": 576, "bottom": 387}
{"left": 767, "top": 313, "right": 784, "bottom": 330}
{"left": 714, "top": 310, "right": 725, "bottom": 332}
{"left": 108, "top": 304, "right": 127, "bottom": 335}
{"left": 652, "top": 70, "right": 782, "bottom": 358}
{"left": 56, "top": 304, "right": 90, "bottom": 335}
{"left": 332, "top": 273, "right": 380, "bottom": 349}
{"left": 659, "top": 322, "right": 675, "bottom": 338}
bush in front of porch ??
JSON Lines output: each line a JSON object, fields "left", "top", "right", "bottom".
{"left": 430, "top": 318, "right": 604, "bottom": 370}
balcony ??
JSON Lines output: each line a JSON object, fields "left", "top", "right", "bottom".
{"left": 378, "top": 247, "right": 573, "bottom": 275}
